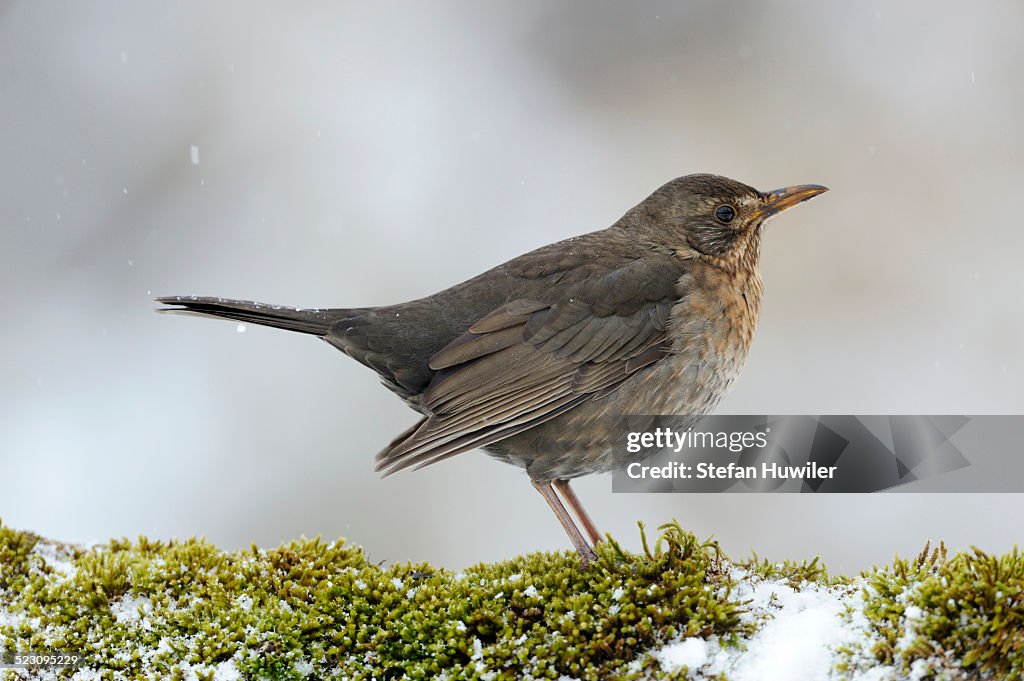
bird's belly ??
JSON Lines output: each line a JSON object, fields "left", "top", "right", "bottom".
{"left": 483, "top": 347, "right": 747, "bottom": 481}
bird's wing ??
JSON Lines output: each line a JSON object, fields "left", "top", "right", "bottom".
{"left": 374, "top": 286, "right": 676, "bottom": 475}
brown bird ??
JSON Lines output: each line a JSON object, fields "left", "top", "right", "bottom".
{"left": 158, "top": 174, "right": 826, "bottom": 565}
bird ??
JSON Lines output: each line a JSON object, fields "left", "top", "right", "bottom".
{"left": 157, "top": 173, "right": 827, "bottom": 565}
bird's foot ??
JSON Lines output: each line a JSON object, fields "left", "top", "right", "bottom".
{"left": 576, "top": 544, "right": 599, "bottom": 568}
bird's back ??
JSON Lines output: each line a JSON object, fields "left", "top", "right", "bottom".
{"left": 324, "top": 227, "right": 686, "bottom": 404}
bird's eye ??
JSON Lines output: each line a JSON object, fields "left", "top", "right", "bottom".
{"left": 714, "top": 205, "right": 736, "bottom": 223}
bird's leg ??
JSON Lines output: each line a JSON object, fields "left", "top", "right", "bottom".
{"left": 552, "top": 479, "right": 603, "bottom": 546}
{"left": 531, "top": 479, "right": 598, "bottom": 566}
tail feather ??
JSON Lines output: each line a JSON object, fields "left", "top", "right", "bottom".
{"left": 156, "top": 296, "right": 345, "bottom": 336}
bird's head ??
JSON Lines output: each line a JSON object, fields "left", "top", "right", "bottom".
{"left": 626, "top": 173, "right": 828, "bottom": 271}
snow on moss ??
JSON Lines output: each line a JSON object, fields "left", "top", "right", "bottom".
{"left": 1, "top": 521, "right": 1021, "bottom": 680}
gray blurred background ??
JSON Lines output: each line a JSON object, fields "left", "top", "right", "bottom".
{"left": 2, "top": 2, "right": 1022, "bottom": 574}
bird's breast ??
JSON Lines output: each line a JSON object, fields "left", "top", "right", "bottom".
{"left": 668, "top": 265, "right": 763, "bottom": 397}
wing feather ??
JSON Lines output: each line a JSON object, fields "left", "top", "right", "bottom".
{"left": 375, "top": 263, "right": 681, "bottom": 474}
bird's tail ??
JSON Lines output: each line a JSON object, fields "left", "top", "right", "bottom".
{"left": 156, "top": 296, "right": 350, "bottom": 336}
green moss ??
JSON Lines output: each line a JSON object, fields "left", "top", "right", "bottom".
{"left": 736, "top": 552, "right": 844, "bottom": 590}
{"left": 838, "top": 541, "right": 1024, "bottom": 679}
{"left": 0, "top": 523, "right": 39, "bottom": 592}
{"left": 0, "top": 521, "right": 749, "bottom": 680}
{"left": 5, "top": 519, "right": 1021, "bottom": 680}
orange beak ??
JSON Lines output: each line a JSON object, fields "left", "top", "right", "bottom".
{"left": 755, "top": 184, "right": 829, "bottom": 221}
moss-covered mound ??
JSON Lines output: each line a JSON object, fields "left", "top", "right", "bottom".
{"left": 838, "top": 542, "right": 1024, "bottom": 679}
{"left": 1, "top": 519, "right": 1022, "bottom": 680}
{"left": 0, "top": 521, "right": 749, "bottom": 680}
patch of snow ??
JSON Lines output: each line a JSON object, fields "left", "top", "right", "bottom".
{"left": 895, "top": 604, "right": 924, "bottom": 655}
{"left": 212, "top": 659, "right": 242, "bottom": 681}
{"left": 0, "top": 607, "right": 23, "bottom": 628}
{"left": 523, "top": 585, "right": 538, "bottom": 598}
{"left": 649, "top": 570, "right": 968, "bottom": 680}
{"left": 656, "top": 637, "right": 708, "bottom": 671}
{"left": 721, "top": 580, "right": 856, "bottom": 680}
{"left": 654, "top": 569, "right": 868, "bottom": 680}
{"left": 110, "top": 594, "right": 152, "bottom": 624}
{"left": 31, "top": 541, "right": 78, "bottom": 581}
